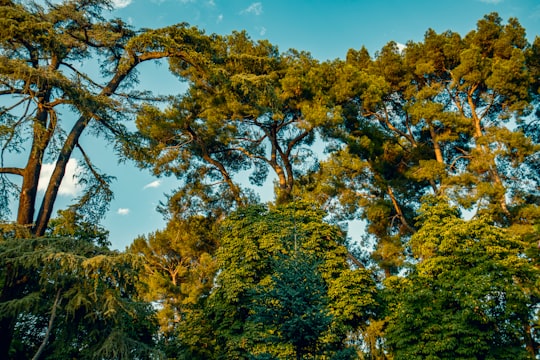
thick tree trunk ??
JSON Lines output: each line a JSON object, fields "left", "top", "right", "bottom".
{"left": 34, "top": 116, "right": 90, "bottom": 236}
{"left": 17, "top": 107, "right": 52, "bottom": 229}
{"left": 17, "top": 153, "right": 42, "bottom": 226}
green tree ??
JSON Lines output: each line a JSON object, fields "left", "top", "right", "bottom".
{"left": 385, "top": 198, "right": 539, "bottom": 359}
{"left": 0, "top": 0, "right": 210, "bottom": 235}
{"left": 127, "top": 215, "right": 219, "bottom": 357}
{"left": 189, "top": 202, "right": 378, "bottom": 359}
{"left": 307, "top": 13, "right": 540, "bottom": 276}
{"left": 133, "top": 31, "right": 339, "bottom": 217}
{"left": 249, "top": 251, "right": 334, "bottom": 360}
{"left": 0, "top": 2, "right": 212, "bottom": 355}
{"left": 0, "top": 235, "right": 158, "bottom": 359}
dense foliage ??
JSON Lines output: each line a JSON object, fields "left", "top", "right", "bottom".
{"left": 0, "top": 1, "right": 539, "bottom": 358}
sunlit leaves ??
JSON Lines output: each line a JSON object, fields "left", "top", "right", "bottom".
{"left": 386, "top": 198, "right": 538, "bottom": 360}
{"left": 128, "top": 215, "right": 219, "bottom": 335}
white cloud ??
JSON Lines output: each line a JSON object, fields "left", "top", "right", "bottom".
{"left": 396, "top": 42, "right": 406, "bottom": 53}
{"left": 117, "top": 208, "right": 130, "bottom": 215}
{"left": 241, "top": 2, "right": 263, "bottom": 16}
{"left": 180, "top": 0, "right": 197, "bottom": 3}
{"left": 217, "top": 14, "right": 223, "bottom": 23}
{"left": 208, "top": 0, "right": 216, "bottom": 6}
{"left": 478, "top": 0, "right": 503, "bottom": 3}
{"left": 111, "top": 0, "right": 132, "bottom": 8}
{"left": 38, "top": 159, "right": 83, "bottom": 196}
{"left": 143, "top": 180, "right": 161, "bottom": 189}
{"left": 259, "top": 26, "right": 267, "bottom": 36}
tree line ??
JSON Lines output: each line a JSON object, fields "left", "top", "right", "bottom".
{"left": 0, "top": 0, "right": 538, "bottom": 359}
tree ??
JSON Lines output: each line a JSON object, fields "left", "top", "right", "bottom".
{"left": 385, "top": 198, "right": 539, "bottom": 359}
{"left": 0, "top": 235, "right": 158, "bottom": 359}
{"left": 132, "top": 31, "right": 340, "bottom": 218}
{"left": 127, "top": 215, "right": 219, "bottom": 357}
{"left": 188, "top": 202, "right": 379, "bottom": 359}
{"left": 249, "top": 251, "right": 334, "bottom": 360}
{"left": 306, "top": 13, "right": 540, "bottom": 276}
{"left": 0, "top": 2, "right": 216, "bottom": 356}
{"left": 0, "top": 0, "right": 211, "bottom": 235}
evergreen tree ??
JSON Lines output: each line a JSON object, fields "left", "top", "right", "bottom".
{"left": 249, "top": 251, "right": 335, "bottom": 360}
{"left": 305, "top": 13, "right": 540, "bottom": 277}
{"left": 187, "top": 202, "right": 379, "bottom": 359}
{"left": 0, "top": 235, "right": 158, "bottom": 359}
{"left": 132, "top": 32, "right": 339, "bottom": 217}
{"left": 0, "top": 0, "right": 211, "bottom": 235}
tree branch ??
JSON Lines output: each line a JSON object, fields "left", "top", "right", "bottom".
{"left": 0, "top": 168, "right": 24, "bottom": 176}
{"left": 32, "top": 289, "right": 61, "bottom": 360}
{"left": 76, "top": 143, "right": 110, "bottom": 189}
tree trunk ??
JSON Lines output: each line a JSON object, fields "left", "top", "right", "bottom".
{"left": 17, "top": 107, "right": 52, "bottom": 229}
{"left": 429, "top": 125, "right": 444, "bottom": 164}
{"left": 0, "top": 315, "right": 15, "bottom": 360}
{"left": 17, "top": 153, "right": 43, "bottom": 226}
{"left": 523, "top": 321, "right": 537, "bottom": 359}
{"left": 34, "top": 116, "right": 90, "bottom": 236}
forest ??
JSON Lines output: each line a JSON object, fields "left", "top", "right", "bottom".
{"left": 0, "top": 0, "right": 539, "bottom": 359}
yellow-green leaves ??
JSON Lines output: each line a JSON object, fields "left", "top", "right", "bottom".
{"left": 387, "top": 198, "right": 537, "bottom": 359}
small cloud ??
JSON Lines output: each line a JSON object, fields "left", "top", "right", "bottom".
{"left": 241, "top": 2, "right": 263, "bottom": 16}
{"left": 259, "top": 26, "right": 266, "bottom": 36}
{"left": 478, "top": 0, "right": 503, "bottom": 3}
{"left": 117, "top": 208, "right": 130, "bottom": 215}
{"left": 38, "top": 159, "right": 83, "bottom": 196}
{"left": 396, "top": 42, "right": 406, "bottom": 53}
{"left": 180, "top": 0, "right": 197, "bottom": 3}
{"left": 208, "top": 0, "right": 215, "bottom": 5}
{"left": 143, "top": 180, "right": 161, "bottom": 189}
{"left": 217, "top": 14, "right": 223, "bottom": 23}
{"left": 111, "top": 0, "right": 132, "bottom": 8}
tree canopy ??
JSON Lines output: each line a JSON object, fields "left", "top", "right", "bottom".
{"left": 0, "top": 4, "right": 539, "bottom": 359}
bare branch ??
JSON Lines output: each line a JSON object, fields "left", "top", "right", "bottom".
{"left": 0, "top": 167, "right": 24, "bottom": 176}
{"left": 0, "top": 96, "right": 32, "bottom": 118}
{"left": 76, "top": 143, "right": 110, "bottom": 189}
{"left": 32, "top": 289, "right": 62, "bottom": 360}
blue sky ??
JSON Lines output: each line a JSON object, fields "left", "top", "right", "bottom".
{"left": 36, "top": 0, "right": 540, "bottom": 249}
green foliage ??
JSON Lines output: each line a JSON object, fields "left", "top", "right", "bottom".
{"left": 300, "top": 12, "right": 540, "bottom": 280}
{"left": 385, "top": 198, "right": 539, "bottom": 359}
{"left": 128, "top": 215, "right": 219, "bottom": 338}
{"left": 249, "top": 252, "right": 333, "bottom": 360}
{"left": 47, "top": 208, "right": 110, "bottom": 247}
{"left": 132, "top": 32, "right": 340, "bottom": 215}
{"left": 189, "top": 201, "right": 379, "bottom": 359}
{"left": 0, "top": 235, "right": 158, "bottom": 359}
{"left": 0, "top": 0, "right": 214, "bottom": 237}
{"left": 2, "top": 5, "right": 539, "bottom": 358}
